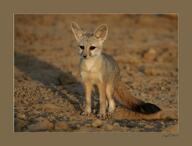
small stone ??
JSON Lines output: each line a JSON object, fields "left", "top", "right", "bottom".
{"left": 161, "top": 86, "right": 165, "bottom": 90}
{"left": 14, "top": 119, "right": 27, "bottom": 131}
{"left": 144, "top": 48, "right": 157, "bottom": 62}
{"left": 138, "top": 65, "right": 145, "bottom": 73}
{"left": 144, "top": 68, "right": 159, "bottom": 76}
{"left": 55, "top": 121, "right": 69, "bottom": 130}
{"left": 144, "top": 124, "right": 154, "bottom": 129}
{"left": 42, "top": 103, "right": 60, "bottom": 112}
{"left": 105, "top": 124, "right": 113, "bottom": 130}
{"left": 113, "top": 122, "right": 120, "bottom": 127}
{"left": 27, "top": 117, "right": 53, "bottom": 131}
{"left": 92, "top": 119, "right": 103, "bottom": 128}
{"left": 85, "top": 123, "right": 91, "bottom": 127}
{"left": 30, "top": 109, "right": 38, "bottom": 115}
{"left": 76, "top": 124, "right": 81, "bottom": 128}
{"left": 17, "top": 113, "right": 26, "bottom": 120}
{"left": 70, "top": 124, "right": 79, "bottom": 130}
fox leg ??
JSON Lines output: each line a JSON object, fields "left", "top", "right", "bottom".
{"left": 83, "top": 81, "right": 93, "bottom": 115}
{"left": 97, "top": 82, "right": 107, "bottom": 118}
{"left": 106, "top": 84, "right": 116, "bottom": 114}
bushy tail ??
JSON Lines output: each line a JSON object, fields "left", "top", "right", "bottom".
{"left": 114, "top": 81, "right": 161, "bottom": 114}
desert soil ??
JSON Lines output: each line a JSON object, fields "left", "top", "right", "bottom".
{"left": 14, "top": 14, "right": 178, "bottom": 133}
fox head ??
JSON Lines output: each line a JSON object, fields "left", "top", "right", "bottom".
{"left": 71, "top": 22, "right": 108, "bottom": 59}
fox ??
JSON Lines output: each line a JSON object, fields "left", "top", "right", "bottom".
{"left": 71, "top": 22, "right": 161, "bottom": 119}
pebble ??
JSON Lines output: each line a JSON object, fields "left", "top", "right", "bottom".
{"left": 144, "top": 48, "right": 157, "bottom": 62}
{"left": 42, "top": 103, "right": 60, "bottom": 112}
{"left": 27, "top": 117, "right": 54, "bottom": 131}
{"left": 15, "top": 119, "right": 27, "bottom": 131}
{"left": 55, "top": 121, "right": 69, "bottom": 130}
{"left": 85, "top": 123, "right": 91, "bottom": 127}
{"left": 76, "top": 124, "right": 81, "bottom": 128}
{"left": 105, "top": 124, "right": 113, "bottom": 130}
{"left": 92, "top": 119, "right": 103, "bottom": 128}
{"left": 17, "top": 113, "right": 26, "bottom": 120}
{"left": 113, "top": 122, "right": 120, "bottom": 127}
{"left": 144, "top": 124, "right": 154, "bottom": 129}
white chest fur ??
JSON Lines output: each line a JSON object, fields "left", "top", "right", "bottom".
{"left": 81, "top": 56, "right": 100, "bottom": 72}
{"left": 84, "top": 58, "right": 96, "bottom": 71}
{"left": 80, "top": 57, "right": 102, "bottom": 83}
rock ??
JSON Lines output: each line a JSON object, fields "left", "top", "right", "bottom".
{"left": 15, "top": 119, "right": 27, "bottom": 131}
{"left": 55, "top": 121, "right": 69, "bottom": 130}
{"left": 164, "top": 124, "right": 178, "bottom": 134}
{"left": 113, "top": 122, "right": 120, "bottom": 127}
{"left": 144, "top": 68, "right": 160, "bottom": 76}
{"left": 70, "top": 124, "right": 80, "bottom": 130}
{"left": 138, "top": 65, "right": 145, "bottom": 73}
{"left": 31, "top": 110, "right": 41, "bottom": 115}
{"left": 105, "top": 124, "right": 114, "bottom": 131}
{"left": 27, "top": 117, "right": 53, "bottom": 131}
{"left": 144, "top": 124, "right": 154, "bottom": 129}
{"left": 92, "top": 119, "right": 103, "bottom": 128}
{"left": 161, "top": 86, "right": 165, "bottom": 91}
{"left": 42, "top": 103, "right": 60, "bottom": 112}
{"left": 76, "top": 124, "right": 81, "bottom": 129}
{"left": 144, "top": 48, "right": 157, "bottom": 62}
{"left": 17, "top": 113, "right": 26, "bottom": 120}
{"left": 85, "top": 123, "right": 91, "bottom": 127}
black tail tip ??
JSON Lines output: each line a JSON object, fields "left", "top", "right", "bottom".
{"left": 133, "top": 102, "right": 161, "bottom": 114}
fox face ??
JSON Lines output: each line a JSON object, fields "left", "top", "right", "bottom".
{"left": 71, "top": 22, "right": 108, "bottom": 59}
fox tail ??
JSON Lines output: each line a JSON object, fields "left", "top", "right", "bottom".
{"left": 114, "top": 81, "right": 161, "bottom": 114}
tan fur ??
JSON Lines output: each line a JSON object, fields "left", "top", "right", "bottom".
{"left": 114, "top": 81, "right": 143, "bottom": 109}
{"left": 71, "top": 22, "right": 161, "bottom": 118}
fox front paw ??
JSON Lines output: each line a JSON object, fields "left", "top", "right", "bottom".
{"left": 97, "top": 113, "right": 107, "bottom": 119}
{"left": 106, "top": 112, "right": 113, "bottom": 118}
{"left": 81, "top": 111, "right": 91, "bottom": 116}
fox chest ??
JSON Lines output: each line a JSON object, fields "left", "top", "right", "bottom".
{"left": 80, "top": 64, "right": 102, "bottom": 83}
{"left": 80, "top": 58, "right": 103, "bottom": 83}
{"left": 81, "top": 71, "right": 101, "bottom": 83}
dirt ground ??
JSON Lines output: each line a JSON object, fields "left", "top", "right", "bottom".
{"left": 14, "top": 14, "right": 178, "bottom": 133}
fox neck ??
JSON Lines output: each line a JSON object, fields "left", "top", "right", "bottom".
{"left": 80, "top": 53, "right": 102, "bottom": 72}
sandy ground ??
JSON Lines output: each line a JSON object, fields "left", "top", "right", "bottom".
{"left": 14, "top": 14, "right": 178, "bottom": 133}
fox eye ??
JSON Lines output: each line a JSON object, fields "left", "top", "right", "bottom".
{"left": 90, "top": 46, "right": 96, "bottom": 50}
{"left": 79, "top": 45, "right": 84, "bottom": 50}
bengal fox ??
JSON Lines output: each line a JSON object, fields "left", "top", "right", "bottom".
{"left": 71, "top": 22, "right": 161, "bottom": 119}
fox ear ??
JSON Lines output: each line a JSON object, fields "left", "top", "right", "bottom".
{"left": 71, "top": 22, "right": 84, "bottom": 41}
{"left": 94, "top": 24, "right": 108, "bottom": 41}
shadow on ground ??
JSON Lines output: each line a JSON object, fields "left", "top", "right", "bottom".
{"left": 15, "top": 51, "right": 83, "bottom": 111}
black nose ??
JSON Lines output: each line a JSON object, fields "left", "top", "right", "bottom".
{"left": 83, "top": 55, "right": 87, "bottom": 58}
